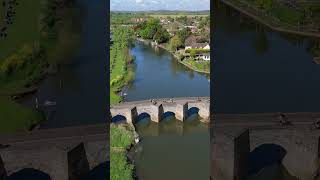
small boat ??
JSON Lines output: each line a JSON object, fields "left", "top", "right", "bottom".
{"left": 44, "top": 101, "right": 56, "bottom": 106}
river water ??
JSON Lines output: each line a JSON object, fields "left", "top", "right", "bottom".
{"left": 213, "top": 2, "right": 320, "bottom": 114}
{"left": 123, "top": 40, "right": 210, "bottom": 101}
{"left": 131, "top": 116, "right": 210, "bottom": 180}
{"left": 123, "top": 39, "right": 210, "bottom": 179}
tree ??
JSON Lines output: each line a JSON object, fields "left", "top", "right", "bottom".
{"left": 169, "top": 36, "right": 183, "bottom": 51}
{"left": 138, "top": 19, "right": 161, "bottom": 39}
{"left": 153, "top": 28, "right": 170, "bottom": 44}
{"left": 255, "top": 0, "right": 273, "bottom": 10}
{"left": 190, "top": 49, "right": 196, "bottom": 58}
{"left": 176, "top": 28, "right": 191, "bottom": 42}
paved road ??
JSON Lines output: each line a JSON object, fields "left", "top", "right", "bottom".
{"left": 0, "top": 123, "right": 108, "bottom": 149}
{"left": 212, "top": 112, "right": 320, "bottom": 129}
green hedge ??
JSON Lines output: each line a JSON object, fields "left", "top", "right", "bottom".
{"left": 185, "top": 49, "right": 210, "bottom": 53}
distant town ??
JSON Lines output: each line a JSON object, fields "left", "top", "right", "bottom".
{"left": 111, "top": 11, "right": 210, "bottom": 73}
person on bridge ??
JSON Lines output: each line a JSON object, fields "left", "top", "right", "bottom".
{"left": 278, "top": 113, "right": 290, "bottom": 126}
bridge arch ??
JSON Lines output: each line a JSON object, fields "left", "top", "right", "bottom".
{"left": 162, "top": 111, "right": 176, "bottom": 121}
{"left": 111, "top": 115, "right": 127, "bottom": 124}
{"left": 248, "top": 143, "right": 287, "bottom": 176}
{"left": 8, "top": 168, "right": 52, "bottom": 180}
{"left": 87, "top": 161, "right": 109, "bottom": 180}
{"left": 136, "top": 112, "right": 151, "bottom": 125}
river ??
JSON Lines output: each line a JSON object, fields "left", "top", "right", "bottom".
{"left": 130, "top": 116, "right": 210, "bottom": 180}
{"left": 213, "top": 1, "right": 320, "bottom": 114}
{"left": 123, "top": 39, "right": 210, "bottom": 179}
{"left": 123, "top": 40, "right": 210, "bottom": 101}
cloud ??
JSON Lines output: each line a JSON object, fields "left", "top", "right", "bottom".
{"left": 151, "top": 0, "right": 160, "bottom": 4}
{"left": 135, "top": 0, "right": 143, "bottom": 4}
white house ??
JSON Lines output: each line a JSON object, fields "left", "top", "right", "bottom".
{"left": 203, "top": 44, "right": 210, "bottom": 50}
{"left": 201, "top": 53, "right": 210, "bottom": 61}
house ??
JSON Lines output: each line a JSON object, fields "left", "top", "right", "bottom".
{"left": 185, "top": 42, "right": 210, "bottom": 50}
{"left": 200, "top": 53, "right": 210, "bottom": 61}
{"left": 184, "top": 36, "right": 210, "bottom": 50}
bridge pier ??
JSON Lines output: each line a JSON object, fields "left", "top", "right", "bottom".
{"left": 198, "top": 102, "right": 210, "bottom": 120}
{"left": 211, "top": 128, "right": 249, "bottom": 180}
{"left": 148, "top": 104, "right": 164, "bottom": 123}
{"left": 176, "top": 103, "right": 188, "bottom": 121}
{"left": 212, "top": 126, "right": 320, "bottom": 180}
{"left": 0, "top": 156, "right": 6, "bottom": 180}
{"left": 68, "top": 143, "right": 90, "bottom": 180}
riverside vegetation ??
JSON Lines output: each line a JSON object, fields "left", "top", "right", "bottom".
{"left": 0, "top": 0, "right": 81, "bottom": 132}
{"left": 221, "top": 0, "right": 320, "bottom": 57}
{"left": 110, "top": 124, "right": 135, "bottom": 180}
{"left": 110, "top": 26, "right": 135, "bottom": 104}
{"left": 110, "top": 14, "right": 136, "bottom": 180}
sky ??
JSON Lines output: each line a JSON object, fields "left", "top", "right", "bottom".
{"left": 110, "top": 0, "right": 210, "bottom": 11}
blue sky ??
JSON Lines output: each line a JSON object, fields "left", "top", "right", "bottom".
{"left": 110, "top": 0, "right": 210, "bottom": 11}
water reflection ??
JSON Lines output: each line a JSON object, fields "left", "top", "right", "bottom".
{"left": 124, "top": 41, "right": 209, "bottom": 101}
{"left": 8, "top": 168, "right": 51, "bottom": 180}
{"left": 214, "top": 2, "right": 320, "bottom": 113}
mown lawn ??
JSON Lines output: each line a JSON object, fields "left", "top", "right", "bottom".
{"left": 0, "top": 0, "right": 41, "bottom": 60}
{"left": 0, "top": 96, "right": 43, "bottom": 133}
{"left": 183, "top": 59, "right": 210, "bottom": 73}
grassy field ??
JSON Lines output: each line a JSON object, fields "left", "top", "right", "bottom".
{"left": 149, "top": 14, "right": 209, "bottom": 18}
{"left": 0, "top": 0, "right": 41, "bottom": 60}
{"left": 0, "top": 96, "right": 43, "bottom": 133}
{"left": 110, "top": 124, "right": 134, "bottom": 180}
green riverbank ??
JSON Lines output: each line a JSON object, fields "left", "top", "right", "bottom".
{"left": 0, "top": 0, "right": 80, "bottom": 133}
{"left": 110, "top": 27, "right": 135, "bottom": 105}
{"left": 110, "top": 124, "right": 136, "bottom": 180}
{"left": 220, "top": 0, "right": 320, "bottom": 38}
{"left": 137, "top": 38, "right": 210, "bottom": 74}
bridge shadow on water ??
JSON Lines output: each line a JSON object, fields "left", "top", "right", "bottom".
{"left": 8, "top": 168, "right": 51, "bottom": 180}
{"left": 249, "top": 144, "right": 287, "bottom": 176}
{"left": 186, "top": 107, "right": 200, "bottom": 122}
{"left": 111, "top": 115, "right": 127, "bottom": 124}
{"left": 162, "top": 111, "right": 175, "bottom": 122}
{"left": 86, "top": 161, "right": 109, "bottom": 180}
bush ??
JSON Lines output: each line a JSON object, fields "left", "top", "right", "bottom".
{"left": 185, "top": 49, "right": 210, "bottom": 53}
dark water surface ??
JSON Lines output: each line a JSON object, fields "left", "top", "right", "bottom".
{"left": 213, "top": 3, "right": 320, "bottom": 114}
{"left": 21, "top": 0, "right": 107, "bottom": 128}
{"left": 123, "top": 41, "right": 210, "bottom": 101}
{"left": 132, "top": 116, "right": 210, "bottom": 180}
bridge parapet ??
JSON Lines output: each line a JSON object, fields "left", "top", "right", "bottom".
{"left": 0, "top": 124, "right": 108, "bottom": 180}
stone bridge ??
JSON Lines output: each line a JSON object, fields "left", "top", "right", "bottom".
{"left": 110, "top": 97, "right": 210, "bottom": 124}
{"left": 0, "top": 123, "right": 108, "bottom": 180}
{"left": 211, "top": 113, "right": 320, "bottom": 180}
